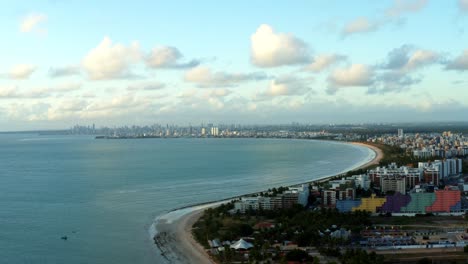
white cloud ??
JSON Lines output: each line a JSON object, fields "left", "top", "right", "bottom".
{"left": 20, "top": 13, "right": 47, "bottom": 33}
{"left": 46, "top": 100, "right": 88, "bottom": 121}
{"left": 446, "top": 50, "right": 468, "bottom": 70}
{"left": 28, "top": 82, "right": 82, "bottom": 97}
{"left": 386, "top": 0, "right": 428, "bottom": 17}
{"left": 4, "top": 102, "right": 49, "bottom": 121}
{"left": 265, "top": 80, "right": 290, "bottom": 96}
{"left": 146, "top": 46, "right": 199, "bottom": 69}
{"left": 184, "top": 66, "right": 267, "bottom": 87}
{"left": 8, "top": 64, "right": 36, "bottom": 79}
{"left": 250, "top": 24, "right": 310, "bottom": 67}
{"left": 256, "top": 77, "right": 312, "bottom": 99}
{"left": 49, "top": 66, "right": 81, "bottom": 78}
{"left": 177, "top": 88, "right": 198, "bottom": 99}
{"left": 203, "top": 88, "right": 232, "bottom": 98}
{"left": 82, "top": 37, "right": 141, "bottom": 80}
{"left": 0, "top": 86, "right": 19, "bottom": 98}
{"left": 305, "top": 54, "right": 346, "bottom": 72}
{"left": 404, "top": 50, "right": 438, "bottom": 70}
{"left": 369, "top": 71, "right": 421, "bottom": 94}
{"left": 460, "top": 0, "right": 468, "bottom": 12}
{"left": 328, "top": 64, "right": 374, "bottom": 87}
{"left": 341, "top": 18, "right": 379, "bottom": 37}
{"left": 382, "top": 45, "right": 439, "bottom": 71}
{"left": 127, "top": 81, "right": 166, "bottom": 91}
{"left": 0, "top": 82, "right": 81, "bottom": 99}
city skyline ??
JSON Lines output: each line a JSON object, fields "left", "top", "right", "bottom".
{"left": 1, "top": 0, "right": 468, "bottom": 131}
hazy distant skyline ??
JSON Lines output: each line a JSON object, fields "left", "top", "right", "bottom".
{"left": 1, "top": 0, "right": 468, "bottom": 130}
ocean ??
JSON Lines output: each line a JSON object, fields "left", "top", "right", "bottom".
{"left": 0, "top": 134, "right": 374, "bottom": 264}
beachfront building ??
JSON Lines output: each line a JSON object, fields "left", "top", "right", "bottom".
{"left": 368, "top": 163, "right": 421, "bottom": 190}
{"left": 380, "top": 175, "right": 406, "bottom": 194}
{"left": 322, "top": 190, "right": 337, "bottom": 208}
{"left": 286, "top": 184, "right": 309, "bottom": 206}
{"left": 351, "top": 174, "right": 371, "bottom": 190}
{"left": 418, "top": 159, "right": 463, "bottom": 179}
{"left": 232, "top": 185, "right": 309, "bottom": 213}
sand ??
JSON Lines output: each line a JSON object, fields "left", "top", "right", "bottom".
{"left": 351, "top": 142, "right": 384, "bottom": 170}
{"left": 153, "top": 141, "right": 384, "bottom": 264}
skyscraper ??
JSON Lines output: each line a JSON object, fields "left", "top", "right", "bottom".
{"left": 398, "top": 129, "right": 404, "bottom": 138}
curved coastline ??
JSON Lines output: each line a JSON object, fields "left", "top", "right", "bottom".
{"left": 150, "top": 141, "right": 383, "bottom": 264}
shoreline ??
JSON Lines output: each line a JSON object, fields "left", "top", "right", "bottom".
{"left": 152, "top": 140, "right": 384, "bottom": 264}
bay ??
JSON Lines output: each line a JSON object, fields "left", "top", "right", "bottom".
{"left": 0, "top": 134, "right": 373, "bottom": 264}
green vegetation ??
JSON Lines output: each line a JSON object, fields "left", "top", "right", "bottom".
{"left": 193, "top": 204, "right": 372, "bottom": 263}
{"left": 365, "top": 142, "right": 433, "bottom": 168}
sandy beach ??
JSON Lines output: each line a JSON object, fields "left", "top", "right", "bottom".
{"left": 154, "top": 209, "right": 216, "bottom": 264}
{"left": 153, "top": 141, "right": 384, "bottom": 264}
{"left": 351, "top": 142, "right": 384, "bottom": 170}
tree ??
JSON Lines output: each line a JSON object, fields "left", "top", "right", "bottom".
{"left": 286, "top": 249, "right": 309, "bottom": 262}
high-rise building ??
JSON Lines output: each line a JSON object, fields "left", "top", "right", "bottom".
{"left": 398, "top": 129, "right": 404, "bottom": 138}
{"left": 210, "top": 126, "right": 219, "bottom": 136}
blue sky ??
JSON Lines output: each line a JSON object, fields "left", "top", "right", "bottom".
{"left": 0, "top": 0, "right": 467, "bottom": 130}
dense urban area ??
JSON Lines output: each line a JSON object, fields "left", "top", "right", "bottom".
{"left": 180, "top": 124, "right": 468, "bottom": 264}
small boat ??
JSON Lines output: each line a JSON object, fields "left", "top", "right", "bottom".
{"left": 61, "top": 236, "right": 68, "bottom": 240}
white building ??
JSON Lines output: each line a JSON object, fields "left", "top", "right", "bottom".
{"left": 286, "top": 184, "right": 309, "bottom": 206}
{"left": 398, "top": 129, "right": 404, "bottom": 139}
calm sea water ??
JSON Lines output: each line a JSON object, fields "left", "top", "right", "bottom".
{"left": 0, "top": 134, "right": 373, "bottom": 264}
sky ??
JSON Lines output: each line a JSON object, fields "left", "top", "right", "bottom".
{"left": 0, "top": 0, "right": 468, "bottom": 130}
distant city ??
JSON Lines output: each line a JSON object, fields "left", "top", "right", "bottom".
{"left": 21, "top": 121, "right": 466, "bottom": 139}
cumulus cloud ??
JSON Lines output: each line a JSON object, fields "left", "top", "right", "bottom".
{"left": 382, "top": 45, "right": 439, "bottom": 71}
{"left": 127, "top": 81, "right": 166, "bottom": 91}
{"left": 8, "top": 64, "right": 36, "bottom": 79}
{"left": 250, "top": 24, "right": 310, "bottom": 67}
{"left": 382, "top": 45, "right": 413, "bottom": 69}
{"left": 0, "top": 82, "right": 81, "bottom": 99}
{"left": 46, "top": 100, "right": 89, "bottom": 121}
{"left": 305, "top": 54, "right": 347, "bottom": 72}
{"left": 445, "top": 50, "right": 468, "bottom": 71}
{"left": 385, "top": 0, "right": 428, "bottom": 17}
{"left": 341, "top": 17, "right": 379, "bottom": 37}
{"left": 0, "top": 86, "right": 19, "bottom": 98}
{"left": 368, "top": 71, "right": 421, "bottom": 94}
{"left": 184, "top": 66, "right": 267, "bottom": 87}
{"left": 48, "top": 66, "right": 81, "bottom": 78}
{"left": 82, "top": 37, "right": 141, "bottom": 80}
{"left": 340, "top": 1, "right": 427, "bottom": 38}
{"left": 146, "top": 46, "right": 199, "bottom": 69}
{"left": 29, "top": 82, "right": 82, "bottom": 97}
{"left": 20, "top": 13, "right": 47, "bottom": 33}
{"left": 328, "top": 64, "right": 374, "bottom": 88}
{"left": 371, "top": 45, "right": 440, "bottom": 94}
{"left": 460, "top": 0, "right": 468, "bottom": 12}
{"left": 255, "top": 77, "right": 312, "bottom": 100}
{"left": 405, "top": 50, "right": 438, "bottom": 70}
{"left": 3, "top": 102, "right": 50, "bottom": 121}
{"left": 203, "top": 88, "right": 232, "bottom": 98}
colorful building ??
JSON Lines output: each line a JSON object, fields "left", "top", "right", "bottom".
{"left": 352, "top": 194, "right": 386, "bottom": 213}
{"left": 334, "top": 186, "right": 462, "bottom": 215}
{"left": 380, "top": 193, "right": 411, "bottom": 213}
{"left": 425, "top": 187, "right": 461, "bottom": 213}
